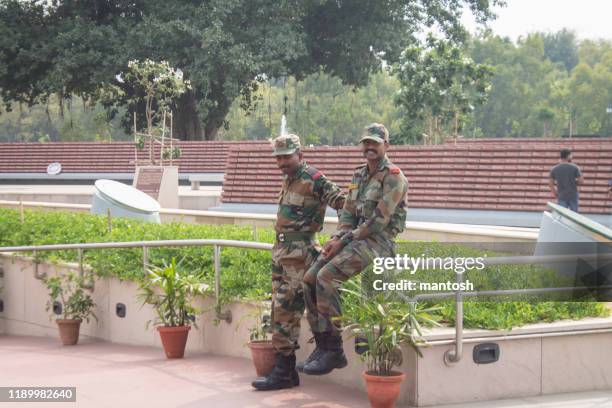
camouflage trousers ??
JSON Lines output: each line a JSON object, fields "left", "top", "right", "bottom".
{"left": 303, "top": 232, "right": 395, "bottom": 336}
{"left": 271, "top": 240, "right": 321, "bottom": 356}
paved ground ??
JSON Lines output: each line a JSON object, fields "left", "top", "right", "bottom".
{"left": 1, "top": 335, "right": 612, "bottom": 408}
{"left": 0, "top": 335, "right": 369, "bottom": 408}
{"left": 434, "top": 391, "right": 612, "bottom": 408}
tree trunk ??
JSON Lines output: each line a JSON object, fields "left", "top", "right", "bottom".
{"left": 173, "top": 91, "right": 205, "bottom": 140}
{"left": 203, "top": 89, "right": 232, "bottom": 141}
{"left": 58, "top": 91, "right": 64, "bottom": 121}
{"left": 68, "top": 95, "right": 73, "bottom": 130}
{"left": 45, "top": 100, "right": 52, "bottom": 128}
{"left": 173, "top": 80, "right": 233, "bottom": 141}
{"left": 204, "top": 120, "right": 220, "bottom": 140}
{"left": 18, "top": 102, "right": 23, "bottom": 141}
{"left": 454, "top": 111, "right": 459, "bottom": 143}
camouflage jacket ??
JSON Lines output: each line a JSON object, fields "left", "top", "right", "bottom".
{"left": 334, "top": 156, "right": 408, "bottom": 243}
{"left": 275, "top": 162, "right": 346, "bottom": 233}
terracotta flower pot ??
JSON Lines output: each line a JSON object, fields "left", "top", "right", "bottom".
{"left": 157, "top": 325, "right": 191, "bottom": 359}
{"left": 248, "top": 340, "right": 275, "bottom": 377}
{"left": 56, "top": 319, "right": 82, "bottom": 346}
{"left": 362, "top": 370, "right": 406, "bottom": 408}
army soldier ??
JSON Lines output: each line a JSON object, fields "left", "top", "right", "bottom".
{"left": 252, "top": 134, "right": 345, "bottom": 391}
{"left": 300, "top": 123, "right": 408, "bottom": 375}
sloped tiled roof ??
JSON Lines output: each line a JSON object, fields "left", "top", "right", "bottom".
{"left": 445, "top": 137, "right": 608, "bottom": 145}
{"left": 222, "top": 139, "right": 612, "bottom": 214}
{"left": 0, "top": 140, "right": 267, "bottom": 173}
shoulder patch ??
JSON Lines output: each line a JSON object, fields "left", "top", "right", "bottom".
{"left": 389, "top": 165, "right": 401, "bottom": 174}
{"left": 305, "top": 166, "right": 323, "bottom": 181}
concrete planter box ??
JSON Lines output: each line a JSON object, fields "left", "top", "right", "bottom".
{"left": 1, "top": 253, "right": 612, "bottom": 406}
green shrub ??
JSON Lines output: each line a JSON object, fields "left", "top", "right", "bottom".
{"left": 0, "top": 208, "right": 608, "bottom": 330}
{"left": 0, "top": 208, "right": 273, "bottom": 303}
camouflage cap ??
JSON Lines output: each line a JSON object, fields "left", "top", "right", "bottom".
{"left": 359, "top": 123, "right": 389, "bottom": 144}
{"left": 272, "top": 134, "right": 301, "bottom": 156}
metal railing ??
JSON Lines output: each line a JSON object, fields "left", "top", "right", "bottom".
{"left": 412, "top": 252, "right": 612, "bottom": 365}
{"left": 0, "top": 239, "right": 273, "bottom": 324}
{"left": 0, "top": 240, "right": 609, "bottom": 365}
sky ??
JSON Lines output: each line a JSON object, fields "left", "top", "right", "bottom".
{"left": 462, "top": 0, "right": 612, "bottom": 41}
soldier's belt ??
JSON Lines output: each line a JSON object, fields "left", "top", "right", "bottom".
{"left": 276, "top": 231, "right": 316, "bottom": 243}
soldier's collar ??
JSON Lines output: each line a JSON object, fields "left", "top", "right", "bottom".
{"left": 365, "top": 156, "right": 389, "bottom": 174}
{"left": 378, "top": 155, "right": 390, "bottom": 171}
{"left": 285, "top": 162, "right": 307, "bottom": 181}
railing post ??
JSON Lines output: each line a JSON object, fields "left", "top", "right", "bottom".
{"left": 78, "top": 248, "right": 94, "bottom": 291}
{"left": 19, "top": 200, "right": 24, "bottom": 224}
{"left": 142, "top": 246, "right": 149, "bottom": 274}
{"left": 107, "top": 208, "right": 113, "bottom": 233}
{"left": 444, "top": 270, "right": 464, "bottom": 365}
{"left": 32, "top": 249, "right": 46, "bottom": 280}
{"left": 78, "top": 248, "right": 84, "bottom": 277}
{"left": 214, "top": 244, "right": 232, "bottom": 324}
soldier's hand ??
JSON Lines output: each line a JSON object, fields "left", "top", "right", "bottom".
{"left": 322, "top": 238, "right": 343, "bottom": 260}
{"left": 321, "top": 239, "right": 336, "bottom": 255}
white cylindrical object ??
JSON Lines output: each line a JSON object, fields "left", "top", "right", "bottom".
{"left": 90, "top": 179, "right": 161, "bottom": 223}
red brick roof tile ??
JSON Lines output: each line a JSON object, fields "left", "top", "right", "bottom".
{"left": 221, "top": 139, "right": 612, "bottom": 214}
{"left": 0, "top": 141, "right": 267, "bottom": 173}
{"left": 1, "top": 139, "right": 610, "bottom": 214}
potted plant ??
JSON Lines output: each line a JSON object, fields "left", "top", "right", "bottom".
{"left": 44, "top": 271, "right": 97, "bottom": 346}
{"left": 341, "top": 278, "right": 441, "bottom": 408}
{"left": 239, "top": 300, "right": 274, "bottom": 377}
{"left": 137, "top": 257, "right": 206, "bottom": 359}
{"left": 162, "top": 146, "right": 182, "bottom": 160}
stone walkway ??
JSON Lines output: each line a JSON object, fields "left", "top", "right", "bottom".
{"left": 1, "top": 335, "right": 611, "bottom": 408}
{"left": 0, "top": 335, "right": 368, "bottom": 408}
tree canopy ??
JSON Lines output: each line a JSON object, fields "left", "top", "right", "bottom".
{"left": 3, "top": 27, "right": 610, "bottom": 144}
{"left": 0, "top": 0, "right": 501, "bottom": 140}
{"left": 394, "top": 35, "right": 493, "bottom": 144}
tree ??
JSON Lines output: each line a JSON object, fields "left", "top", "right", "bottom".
{"left": 536, "top": 105, "right": 555, "bottom": 136}
{"left": 543, "top": 29, "right": 579, "bottom": 72}
{"left": 394, "top": 35, "right": 493, "bottom": 144}
{"left": 568, "top": 60, "right": 612, "bottom": 135}
{"left": 221, "top": 71, "right": 403, "bottom": 144}
{"left": 469, "top": 33, "right": 567, "bottom": 138}
{"left": 100, "top": 59, "right": 191, "bottom": 135}
{"left": 0, "top": 0, "right": 502, "bottom": 140}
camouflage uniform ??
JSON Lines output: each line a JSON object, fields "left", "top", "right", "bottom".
{"left": 304, "top": 126, "right": 409, "bottom": 336}
{"left": 271, "top": 135, "right": 345, "bottom": 356}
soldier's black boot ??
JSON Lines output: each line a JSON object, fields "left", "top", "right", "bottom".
{"left": 252, "top": 353, "right": 300, "bottom": 391}
{"left": 302, "top": 334, "right": 348, "bottom": 375}
{"left": 296, "top": 333, "right": 324, "bottom": 372}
